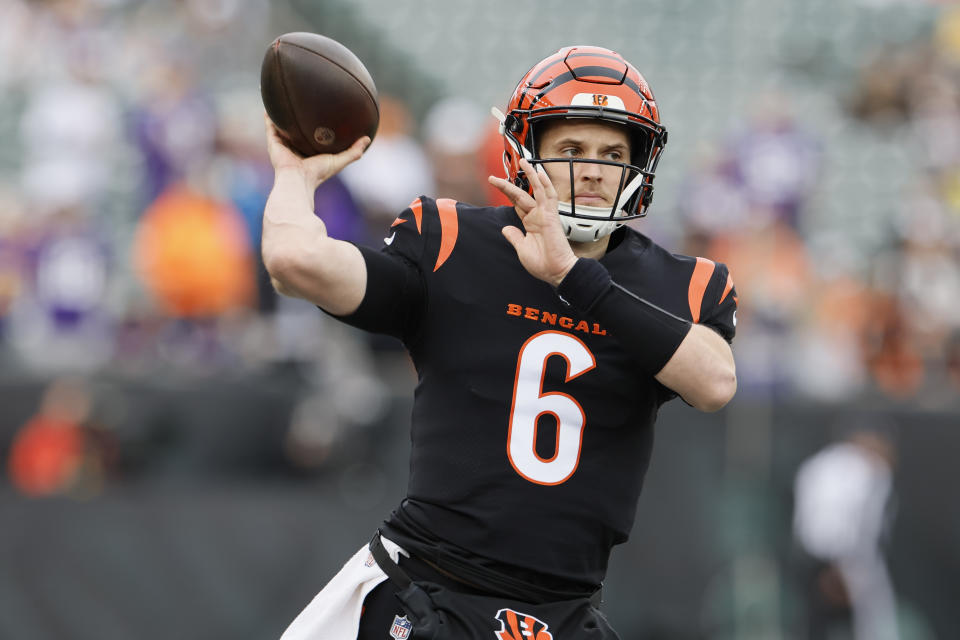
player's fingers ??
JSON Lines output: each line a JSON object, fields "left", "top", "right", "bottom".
{"left": 313, "top": 136, "right": 371, "bottom": 175}
{"left": 524, "top": 159, "right": 556, "bottom": 201}
{"left": 518, "top": 159, "right": 542, "bottom": 201}
{"left": 263, "top": 113, "right": 280, "bottom": 143}
{"left": 489, "top": 175, "right": 535, "bottom": 212}
{"left": 263, "top": 113, "right": 289, "bottom": 146}
{"left": 520, "top": 158, "right": 556, "bottom": 207}
{"left": 337, "top": 136, "right": 371, "bottom": 164}
{"left": 535, "top": 162, "right": 558, "bottom": 200}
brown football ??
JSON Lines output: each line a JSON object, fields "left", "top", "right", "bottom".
{"left": 260, "top": 32, "right": 379, "bottom": 157}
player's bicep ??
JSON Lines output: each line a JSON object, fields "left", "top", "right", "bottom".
{"left": 269, "top": 236, "right": 368, "bottom": 315}
{"left": 328, "top": 244, "right": 425, "bottom": 339}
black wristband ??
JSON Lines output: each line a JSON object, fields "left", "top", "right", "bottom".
{"left": 596, "top": 283, "right": 693, "bottom": 375}
{"left": 557, "top": 258, "right": 693, "bottom": 376}
{"left": 556, "top": 258, "right": 612, "bottom": 311}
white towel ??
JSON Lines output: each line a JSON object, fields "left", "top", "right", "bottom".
{"left": 279, "top": 536, "right": 409, "bottom": 640}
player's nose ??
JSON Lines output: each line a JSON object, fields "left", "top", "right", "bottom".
{"left": 575, "top": 159, "right": 605, "bottom": 181}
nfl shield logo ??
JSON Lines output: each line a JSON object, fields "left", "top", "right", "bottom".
{"left": 389, "top": 614, "right": 413, "bottom": 639}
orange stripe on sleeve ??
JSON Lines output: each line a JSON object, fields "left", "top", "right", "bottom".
{"left": 720, "top": 272, "right": 735, "bottom": 304}
{"left": 409, "top": 198, "right": 423, "bottom": 233}
{"left": 434, "top": 198, "right": 459, "bottom": 271}
{"left": 688, "top": 257, "right": 716, "bottom": 323}
{"left": 391, "top": 198, "right": 424, "bottom": 232}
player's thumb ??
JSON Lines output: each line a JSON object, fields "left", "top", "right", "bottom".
{"left": 501, "top": 226, "right": 524, "bottom": 251}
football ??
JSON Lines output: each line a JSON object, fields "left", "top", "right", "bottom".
{"left": 260, "top": 32, "right": 379, "bottom": 157}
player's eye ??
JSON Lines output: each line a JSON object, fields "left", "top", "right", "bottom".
{"left": 560, "top": 147, "right": 581, "bottom": 158}
{"left": 604, "top": 151, "right": 623, "bottom": 161}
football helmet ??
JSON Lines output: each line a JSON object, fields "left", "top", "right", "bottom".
{"left": 494, "top": 46, "right": 667, "bottom": 242}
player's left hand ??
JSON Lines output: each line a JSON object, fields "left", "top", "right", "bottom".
{"left": 490, "top": 158, "right": 578, "bottom": 287}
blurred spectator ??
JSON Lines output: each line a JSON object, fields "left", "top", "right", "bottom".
{"left": 5, "top": 207, "right": 115, "bottom": 373}
{"left": 339, "top": 95, "right": 435, "bottom": 244}
{"left": 0, "top": 0, "right": 32, "bottom": 89}
{"left": 706, "top": 216, "right": 812, "bottom": 397}
{"left": 723, "top": 93, "right": 821, "bottom": 231}
{"left": 129, "top": 57, "right": 218, "bottom": 204}
{"left": 846, "top": 44, "right": 927, "bottom": 128}
{"left": 422, "top": 95, "right": 489, "bottom": 205}
{"left": 788, "top": 272, "right": 871, "bottom": 401}
{"left": 677, "top": 142, "right": 751, "bottom": 256}
{"left": 132, "top": 182, "right": 256, "bottom": 318}
{"left": 18, "top": 31, "right": 122, "bottom": 214}
{"left": 7, "top": 376, "right": 115, "bottom": 497}
{"left": 792, "top": 429, "right": 900, "bottom": 640}
{"left": 861, "top": 291, "right": 926, "bottom": 399}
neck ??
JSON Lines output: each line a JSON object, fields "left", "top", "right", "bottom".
{"left": 569, "top": 234, "right": 610, "bottom": 260}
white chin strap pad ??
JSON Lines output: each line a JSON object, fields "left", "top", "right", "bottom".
{"left": 556, "top": 170, "right": 645, "bottom": 242}
{"left": 558, "top": 201, "right": 623, "bottom": 242}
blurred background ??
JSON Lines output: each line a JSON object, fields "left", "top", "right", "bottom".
{"left": 0, "top": 0, "right": 958, "bottom": 638}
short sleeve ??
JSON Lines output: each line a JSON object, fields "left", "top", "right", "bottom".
{"left": 699, "top": 262, "right": 737, "bottom": 343}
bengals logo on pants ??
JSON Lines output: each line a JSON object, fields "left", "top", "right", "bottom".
{"left": 494, "top": 608, "right": 553, "bottom": 640}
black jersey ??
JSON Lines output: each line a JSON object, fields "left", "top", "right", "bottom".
{"left": 338, "top": 196, "right": 737, "bottom": 590}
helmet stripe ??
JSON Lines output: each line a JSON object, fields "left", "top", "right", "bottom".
{"left": 533, "top": 69, "right": 648, "bottom": 105}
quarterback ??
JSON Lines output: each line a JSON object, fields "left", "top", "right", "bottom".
{"left": 263, "top": 45, "right": 737, "bottom": 640}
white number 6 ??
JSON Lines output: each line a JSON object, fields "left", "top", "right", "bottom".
{"left": 507, "top": 331, "right": 596, "bottom": 485}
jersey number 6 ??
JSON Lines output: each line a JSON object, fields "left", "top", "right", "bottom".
{"left": 507, "top": 331, "right": 597, "bottom": 485}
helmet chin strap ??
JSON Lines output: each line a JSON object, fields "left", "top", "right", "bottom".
{"left": 557, "top": 201, "right": 617, "bottom": 216}
{"left": 557, "top": 173, "right": 646, "bottom": 242}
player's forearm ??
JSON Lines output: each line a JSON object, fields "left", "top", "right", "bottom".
{"left": 261, "top": 168, "right": 367, "bottom": 313}
{"left": 556, "top": 258, "right": 736, "bottom": 410}
{"left": 263, "top": 165, "right": 322, "bottom": 234}
{"left": 262, "top": 168, "right": 324, "bottom": 283}
{"left": 655, "top": 324, "right": 736, "bottom": 412}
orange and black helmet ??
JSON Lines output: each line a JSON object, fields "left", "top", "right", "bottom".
{"left": 495, "top": 46, "right": 668, "bottom": 241}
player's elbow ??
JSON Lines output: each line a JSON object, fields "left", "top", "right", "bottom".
{"left": 262, "top": 242, "right": 313, "bottom": 298}
{"left": 262, "top": 246, "right": 294, "bottom": 290}
{"left": 692, "top": 369, "right": 737, "bottom": 412}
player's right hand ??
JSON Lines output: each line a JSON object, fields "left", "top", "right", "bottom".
{"left": 264, "top": 113, "right": 370, "bottom": 190}
{"left": 491, "top": 158, "right": 578, "bottom": 288}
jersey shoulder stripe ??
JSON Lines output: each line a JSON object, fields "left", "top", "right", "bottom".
{"left": 434, "top": 198, "right": 459, "bottom": 272}
{"left": 720, "top": 271, "right": 736, "bottom": 305}
{"left": 386, "top": 196, "right": 461, "bottom": 273}
{"left": 687, "top": 257, "right": 716, "bottom": 323}
{"left": 390, "top": 197, "right": 423, "bottom": 233}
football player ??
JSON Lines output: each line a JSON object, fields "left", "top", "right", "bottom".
{"left": 263, "top": 45, "right": 738, "bottom": 640}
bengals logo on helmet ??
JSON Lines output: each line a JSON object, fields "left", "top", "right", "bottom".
{"left": 494, "top": 608, "right": 553, "bottom": 640}
{"left": 592, "top": 94, "right": 608, "bottom": 106}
